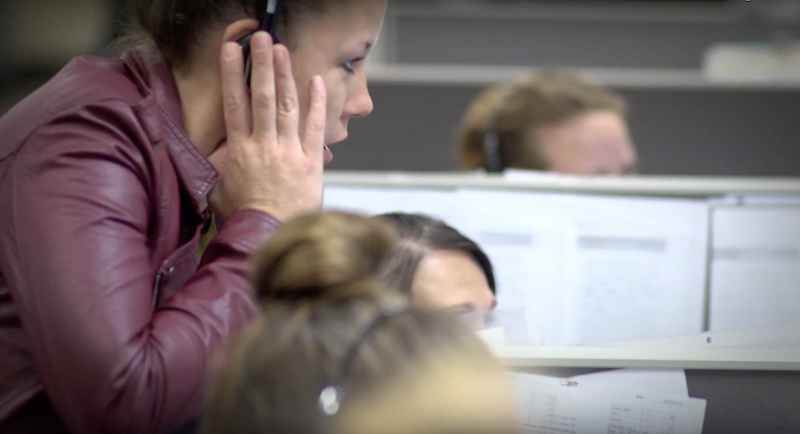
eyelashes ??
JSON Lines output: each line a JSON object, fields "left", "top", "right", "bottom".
{"left": 343, "top": 58, "right": 365, "bottom": 75}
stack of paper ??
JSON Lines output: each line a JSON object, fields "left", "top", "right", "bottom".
{"left": 511, "top": 369, "right": 706, "bottom": 434}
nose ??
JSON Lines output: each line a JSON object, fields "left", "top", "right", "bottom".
{"left": 344, "top": 75, "right": 374, "bottom": 119}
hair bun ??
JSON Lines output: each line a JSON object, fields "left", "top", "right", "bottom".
{"left": 252, "top": 212, "right": 397, "bottom": 303}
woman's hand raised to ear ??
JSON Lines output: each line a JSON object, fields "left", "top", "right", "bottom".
{"left": 209, "top": 31, "right": 327, "bottom": 223}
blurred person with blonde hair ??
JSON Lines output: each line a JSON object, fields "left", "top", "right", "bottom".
{"left": 458, "top": 71, "right": 638, "bottom": 175}
{"left": 197, "top": 212, "right": 518, "bottom": 434}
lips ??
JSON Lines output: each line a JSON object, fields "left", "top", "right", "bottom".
{"left": 323, "top": 145, "right": 333, "bottom": 165}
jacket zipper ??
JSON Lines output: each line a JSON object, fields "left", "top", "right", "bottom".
{"left": 152, "top": 271, "right": 163, "bottom": 306}
{"left": 153, "top": 266, "right": 175, "bottom": 306}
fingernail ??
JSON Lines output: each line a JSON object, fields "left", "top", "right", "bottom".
{"left": 274, "top": 47, "right": 284, "bottom": 62}
{"left": 312, "top": 76, "right": 324, "bottom": 90}
{"left": 253, "top": 32, "right": 268, "bottom": 50}
{"left": 223, "top": 43, "right": 238, "bottom": 60}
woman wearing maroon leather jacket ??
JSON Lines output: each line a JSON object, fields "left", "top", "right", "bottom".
{"left": 0, "top": 1, "right": 387, "bottom": 432}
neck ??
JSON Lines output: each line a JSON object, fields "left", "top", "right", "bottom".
{"left": 172, "top": 64, "right": 223, "bottom": 157}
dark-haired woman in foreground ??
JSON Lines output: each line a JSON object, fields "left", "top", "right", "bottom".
{"left": 0, "top": 0, "right": 386, "bottom": 432}
{"left": 200, "top": 212, "right": 518, "bottom": 434}
{"left": 377, "top": 213, "right": 498, "bottom": 314}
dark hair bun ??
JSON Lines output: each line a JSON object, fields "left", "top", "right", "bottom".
{"left": 252, "top": 212, "right": 397, "bottom": 303}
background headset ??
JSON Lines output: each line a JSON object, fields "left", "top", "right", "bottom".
{"left": 237, "top": 0, "right": 284, "bottom": 88}
{"left": 482, "top": 83, "right": 520, "bottom": 173}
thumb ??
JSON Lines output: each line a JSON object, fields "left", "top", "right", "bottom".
{"left": 207, "top": 142, "right": 229, "bottom": 176}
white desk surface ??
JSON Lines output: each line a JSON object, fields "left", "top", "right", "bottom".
{"left": 494, "top": 346, "right": 800, "bottom": 372}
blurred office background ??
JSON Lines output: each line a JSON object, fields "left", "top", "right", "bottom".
{"left": 1, "top": 0, "right": 799, "bottom": 176}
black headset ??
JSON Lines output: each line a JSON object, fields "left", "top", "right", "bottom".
{"left": 482, "top": 83, "right": 519, "bottom": 173}
{"left": 237, "top": 0, "right": 284, "bottom": 87}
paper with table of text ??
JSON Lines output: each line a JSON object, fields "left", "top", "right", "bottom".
{"left": 511, "top": 372, "right": 706, "bottom": 434}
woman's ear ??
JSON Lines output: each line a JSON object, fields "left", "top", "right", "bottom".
{"left": 223, "top": 18, "right": 261, "bottom": 44}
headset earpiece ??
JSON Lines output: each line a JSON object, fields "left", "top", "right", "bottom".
{"left": 482, "top": 84, "right": 519, "bottom": 173}
{"left": 482, "top": 130, "right": 504, "bottom": 173}
{"left": 238, "top": 0, "right": 283, "bottom": 88}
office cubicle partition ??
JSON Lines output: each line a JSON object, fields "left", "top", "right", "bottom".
{"left": 329, "top": 1, "right": 800, "bottom": 177}
{"left": 323, "top": 171, "right": 800, "bottom": 336}
{"left": 322, "top": 171, "right": 800, "bottom": 434}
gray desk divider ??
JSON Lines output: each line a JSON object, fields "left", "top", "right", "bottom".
{"left": 323, "top": 171, "right": 800, "bottom": 434}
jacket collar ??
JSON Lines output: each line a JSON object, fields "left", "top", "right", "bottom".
{"left": 121, "top": 42, "right": 217, "bottom": 210}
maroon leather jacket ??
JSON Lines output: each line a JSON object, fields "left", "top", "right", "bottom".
{"left": 0, "top": 43, "right": 279, "bottom": 434}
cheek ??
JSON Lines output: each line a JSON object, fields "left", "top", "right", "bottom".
{"left": 321, "top": 79, "right": 349, "bottom": 143}
{"left": 292, "top": 68, "right": 342, "bottom": 140}
{"left": 290, "top": 56, "right": 323, "bottom": 126}
{"left": 212, "top": 97, "right": 227, "bottom": 137}
{"left": 409, "top": 282, "right": 437, "bottom": 309}
{"left": 324, "top": 81, "right": 348, "bottom": 122}
{"left": 476, "top": 286, "right": 496, "bottom": 311}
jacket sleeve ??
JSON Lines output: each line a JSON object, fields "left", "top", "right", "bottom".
{"left": 0, "top": 103, "right": 277, "bottom": 434}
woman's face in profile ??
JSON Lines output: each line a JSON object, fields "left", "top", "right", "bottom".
{"left": 288, "top": 0, "right": 387, "bottom": 147}
{"left": 203, "top": 0, "right": 386, "bottom": 165}
{"left": 534, "top": 110, "right": 638, "bottom": 175}
{"left": 411, "top": 249, "right": 497, "bottom": 314}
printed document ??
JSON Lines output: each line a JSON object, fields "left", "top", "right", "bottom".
{"left": 511, "top": 372, "right": 706, "bottom": 434}
{"left": 710, "top": 207, "right": 800, "bottom": 331}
